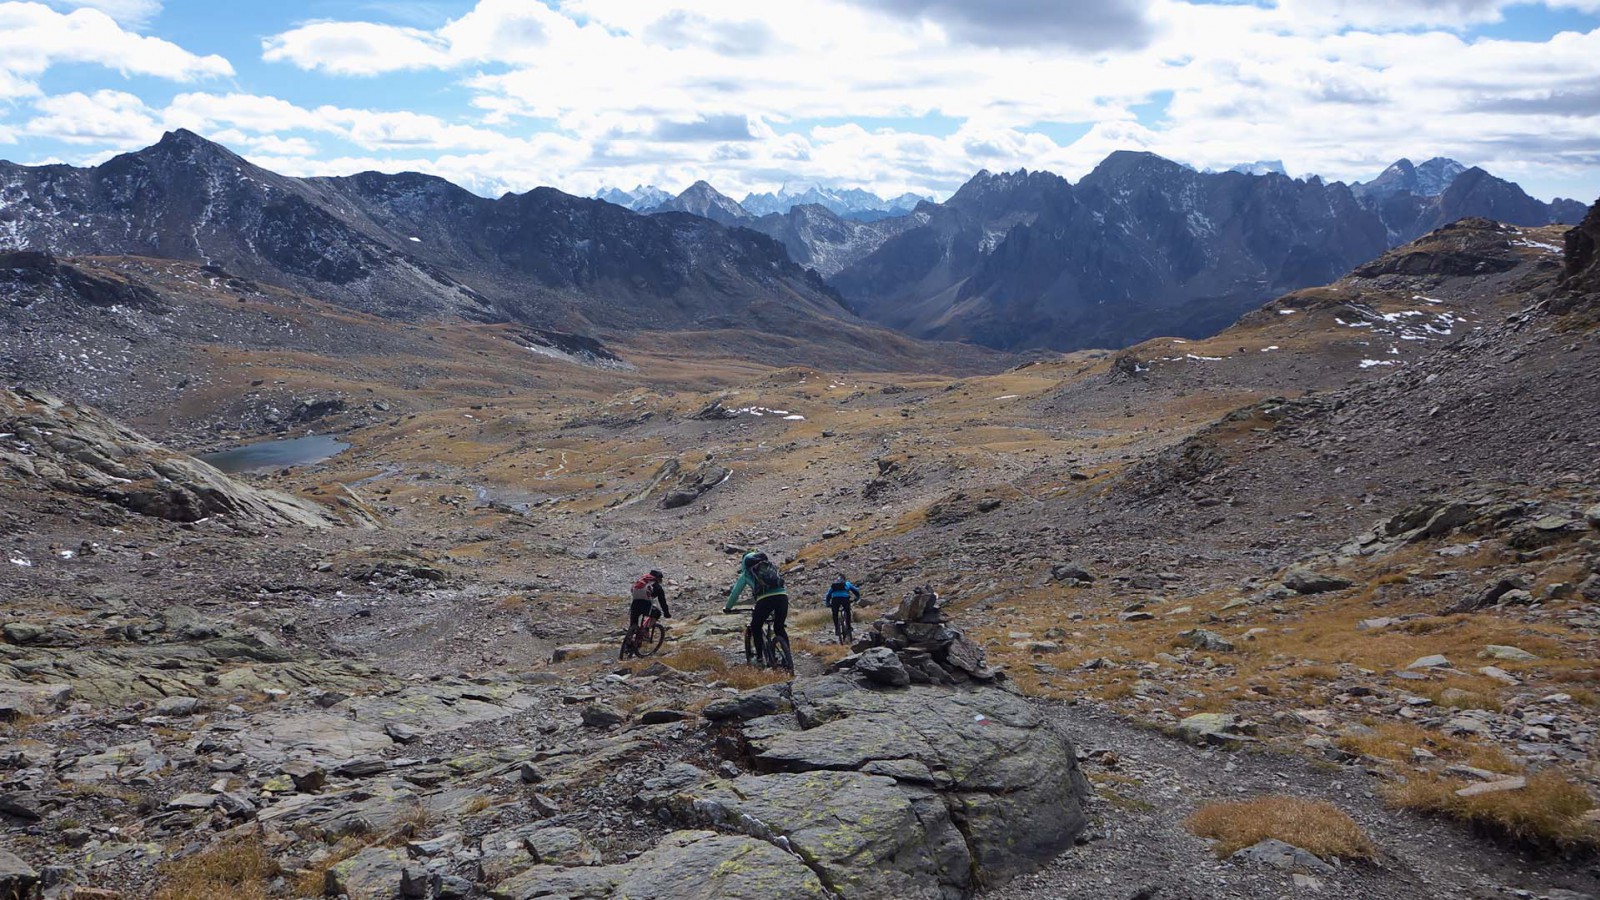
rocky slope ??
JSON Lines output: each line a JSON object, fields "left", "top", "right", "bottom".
{"left": 1, "top": 388, "right": 338, "bottom": 527}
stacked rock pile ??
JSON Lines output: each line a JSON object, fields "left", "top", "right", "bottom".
{"left": 831, "top": 586, "right": 1004, "bottom": 687}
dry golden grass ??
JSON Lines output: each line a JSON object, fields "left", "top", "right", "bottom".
{"left": 1335, "top": 722, "right": 1520, "bottom": 773}
{"left": 660, "top": 646, "right": 729, "bottom": 674}
{"left": 722, "top": 666, "right": 793, "bottom": 690}
{"left": 1186, "top": 795, "right": 1377, "bottom": 860}
{"left": 1387, "top": 771, "right": 1599, "bottom": 849}
{"left": 152, "top": 834, "right": 276, "bottom": 900}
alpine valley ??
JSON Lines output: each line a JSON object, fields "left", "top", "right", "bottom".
{"left": 1, "top": 129, "right": 1599, "bottom": 900}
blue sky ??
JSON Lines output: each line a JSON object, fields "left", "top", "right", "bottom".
{"left": 0, "top": 0, "right": 1597, "bottom": 202}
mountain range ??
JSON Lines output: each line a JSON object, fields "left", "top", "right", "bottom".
{"left": 595, "top": 182, "right": 928, "bottom": 221}
{"left": 1, "top": 131, "right": 1591, "bottom": 359}
{"left": 824, "top": 154, "right": 1588, "bottom": 351}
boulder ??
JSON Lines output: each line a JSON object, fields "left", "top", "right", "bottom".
{"left": 1178, "top": 713, "right": 1255, "bottom": 747}
{"left": 550, "top": 643, "right": 608, "bottom": 663}
{"left": 153, "top": 696, "right": 201, "bottom": 716}
{"left": 1050, "top": 563, "right": 1095, "bottom": 584}
{"left": 702, "top": 683, "right": 789, "bottom": 723}
{"left": 1406, "top": 654, "right": 1452, "bottom": 670}
{"left": 1177, "top": 629, "right": 1235, "bottom": 653}
{"left": 1456, "top": 777, "right": 1527, "bottom": 798}
{"left": 0, "top": 849, "right": 39, "bottom": 900}
{"left": 1282, "top": 568, "right": 1353, "bottom": 594}
{"left": 327, "top": 846, "right": 410, "bottom": 900}
{"left": 855, "top": 647, "right": 911, "bottom": 687}
{"left": 490, "top": 830, "right": 826, "bottom": 900}
{"left": 580, "top": 703, "right": 627, "bottom": 728}
{"left": 1480, "top": 645, "right": 1538, "bottom": 662}
{"left": 1231, "top": 838, "right": 1334, "bottom": 875}
{"left": 736, "top": 677, "right": 1089, "bottom": 887}
{"left": 525, "top": 827, "right": 601, "bottom": 867}
{"left": 657, "top": 771, "right": 970, "bottom": 898}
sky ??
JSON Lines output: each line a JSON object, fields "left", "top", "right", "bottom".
{"left": 0, "top": 0, "right": 1598, "bottom": 203}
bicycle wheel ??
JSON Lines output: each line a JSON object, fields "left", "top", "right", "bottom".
{"left": 638, "top": 622, "right": 666, "bottom": 657}
{"left": 773, "top": 634, "right": 793, "bottom": 672}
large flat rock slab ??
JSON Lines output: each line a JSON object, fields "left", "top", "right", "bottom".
{"left": 490, "top": 830, "right": 827, "bottom": 900}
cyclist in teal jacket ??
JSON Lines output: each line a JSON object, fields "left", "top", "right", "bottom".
{"left": 725, "top": 551, "right": 789, "bottom": 663}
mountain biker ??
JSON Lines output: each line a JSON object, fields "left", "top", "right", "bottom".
{"left": 627, "top": 569, "right": 670, "bottom": 650}
{"left": 825, "top": 575, "right": 860, "bottom": 640}
{"left": 724, "top": 551, "right": 788, "bottom": 664}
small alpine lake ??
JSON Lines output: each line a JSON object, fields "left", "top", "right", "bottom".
{"left": 199, "top": 434, "right": 350, "bottom": 474}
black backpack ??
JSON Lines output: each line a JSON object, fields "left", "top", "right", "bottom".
{"left": 747, "top": 554, "right": 785, "bottom": 594}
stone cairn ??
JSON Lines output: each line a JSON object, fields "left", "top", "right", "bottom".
{"left": 830, "top": 586, "right": 1003, "bottom": 687}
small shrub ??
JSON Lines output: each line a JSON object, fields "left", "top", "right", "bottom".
{"left": 1387, "top": 771, "right": 1598, "bottom": 849}
{"left": 1186, "top": 795, "right": 1376, "bottom": 860}
{"left": 661, "top": 646, "right": 728, "bottom": 674}
{"left": 153, "top": 835, "right": 277, "bottom": 900}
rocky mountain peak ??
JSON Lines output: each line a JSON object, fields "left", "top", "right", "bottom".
{"left": 651, "top": 180, "right": 750, "bottom": 225}
{"left": 1081, "top": 150, "right": 1194, "bottom": 189}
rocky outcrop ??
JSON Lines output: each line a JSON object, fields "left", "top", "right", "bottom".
{"left": 0, "top": 389, "right": 337, "bottom": 527}
{"left": 1559, "top": 197, "right": 1600, "bottom": 300}
{"left": 503, "top": 675, "right": 1087, "bottom": 900}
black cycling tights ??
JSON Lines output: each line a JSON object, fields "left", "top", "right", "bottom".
{"left": 831, "top": 600, "right": 853, "bottom": 633}
{"left": 749, "top": 595, "right": 789, "bottom": 644}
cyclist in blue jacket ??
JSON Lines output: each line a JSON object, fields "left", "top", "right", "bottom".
{"left": 825, "top": 575, "right": 861, "bottom": 643}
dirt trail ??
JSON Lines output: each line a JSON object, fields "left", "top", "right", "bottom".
{"left": 985, "top": 700, "right": 1600, "bottom": 900}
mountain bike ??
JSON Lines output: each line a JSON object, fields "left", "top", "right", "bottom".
{"left": 745, "top": 618, "right": 793, "bottom": 672}
{"left": 832, "top": 600, "right": 854, "bottom": 645}
{"left": 620, "top": 607, "right": 666, "bottom": 659}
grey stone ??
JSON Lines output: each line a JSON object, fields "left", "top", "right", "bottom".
{"left": 0, "top": 849, "right": 39, "bottom": 900}
{"left": 1050, "top": 563, "right": 1095, "bottom": 584}
{"left": 702, "top": 683, "right": 789, "bottom": 723}
{"left": 580, "top": 702, "right": 627, "bottom": 728}
{"left": 855, "top": 647, "right": 911, "bottom": 687}
{"left": 1406, "top": 654, "right": 1452, "bottom": 670}
{"left": 327, "top": 846, "right": 409, "bottom": 900}
{"left": 525, "top": 826, "right": 602, "bottom": 866}
{"left": 281, "top": 760, "right": 326, "bottom": 793}
{"left": 1232, "top": 838, "right": 1334, "bottom": 874}
{"left": 385, "top": 722, "right": 422, "bottom": 744}
{"left": 639, "top": 709, "right": 689, "bottom": 725}
{"left": 748, "top": 677, "right": 1089, "bottom": 886}
{"left": 1178, "top": 713, "right": 1255, "bottom": 747}
{"left": 1481, "top": 645, "right": 1538, "bottom": 661}
{"left": 1177, "top": 629, "right": 1235, "bottom": 652}
{"left": 1455, "top": 776, "right": 1526, "bottom": 797}
{"left": 153, "top": 696, "right": 201, "bottom": 716}
{"left": 656, "top": 771, "right": 970, "bottom": 899}
{"left": 166, "top": 792, "right": 216, "bottom": 810}
{"left": 1283, "top": 568, "right": 1354, "bottom": 594}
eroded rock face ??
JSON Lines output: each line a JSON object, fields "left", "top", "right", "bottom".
{"left": 0, "top": 389, "right": 337, "bottom": 527}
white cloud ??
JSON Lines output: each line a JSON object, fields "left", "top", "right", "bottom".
{"left": 46, "top": 0, "right": 162, "bottom": 27}
{"left": 261, "top": 20, "right": 453, "bottom": 74}
{"left": 25, "top": 89, "right": 161, "bottom": 145}
{"left": 7, "top": 0, "right": 1595, "bottom": 204}
{"left": 0, "top": 2, "right": 231, "bottom": 92}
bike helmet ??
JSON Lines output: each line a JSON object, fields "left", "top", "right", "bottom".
{"left": 649, "top": 569, "right": 663, "bottom": 581}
